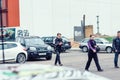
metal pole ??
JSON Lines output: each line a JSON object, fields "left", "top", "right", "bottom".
{"left": 83, "top": 15, "right": 85, "bottom": 38}
{"left": 0, "top": 0, "right": 5, "bottom": 63}
{"left": 96, "top": 15, "right": 100, "bottom": 34}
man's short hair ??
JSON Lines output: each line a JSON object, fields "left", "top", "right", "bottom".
{"left": 90, "top": 34, "right": 94, "bottom": 37}
{"left": 117, "top": 31, "right": 120, "bottom": 33}
{"left": 57, "top": 33, "right": 61, "bottom": 36}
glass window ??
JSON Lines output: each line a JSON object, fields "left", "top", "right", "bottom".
{"left": 41, "top": 37, "right": 45, "bottom": 41}
{"left": 82, "top": 39, "right": 89, "bottom": 43}
{"left": 7, "top": 43, "right": 17, "bottom": 49}
{"left": 25, "top": 38, "right": 45, "bottom": 46}
{"left": 45, "top": 37, "right": 53, "bottom": 42}
{"left": 0, "top": 43, "right": 17, "bottom": 50}
{"left": 0, "top": 44, "right": 7, "bottom": 50}
{"left": 95, "top": 39, "right": 102, "bottom": 43}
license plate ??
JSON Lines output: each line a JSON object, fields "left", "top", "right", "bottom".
{"left": 39, "top": 53, "right": 46, "bottom": 55}
{"left": 65, "top": 43, "right": 69, "bottom": 46}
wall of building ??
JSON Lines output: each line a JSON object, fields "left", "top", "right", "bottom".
{"left": 85, "top": 25, "right": 93, "bottom": 38}
{"left": 1, "top": 0, "right": 20, "bottom": 27}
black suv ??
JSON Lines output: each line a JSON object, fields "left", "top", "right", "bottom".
{"left": 16, "top": 36, "right": 53, "bottom": 60}
{"left": 41, "top": 36, "right": 71, "bottom": 52}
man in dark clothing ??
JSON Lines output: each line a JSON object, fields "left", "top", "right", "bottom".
{"left": 85, "top": 35, "right": 103, "bottom": 72}
{"left": 54, "top": 33, "right": 63, "bottom": 66}
{"left": 112, "top": 31, "right": 120, "bottom": 68}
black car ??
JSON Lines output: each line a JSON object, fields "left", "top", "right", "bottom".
{"left": 41, "top": 36, "right": 71, "bottom": 52}
{"left": 16, "top": 36, "right": 53, "bottom": 60}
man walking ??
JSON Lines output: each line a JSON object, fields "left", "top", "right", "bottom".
{"left": 112, "top": 31, "right": 120, "bottom": 68}
{"left": 85, "top": 35, "right": 103, "bottom": 72}
{"left": 54, "top": 33, "right": 63, "bottom": 66}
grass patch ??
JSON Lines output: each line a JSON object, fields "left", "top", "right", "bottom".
{"left": 103, "top": 37, "right": 114, "bottom": 43}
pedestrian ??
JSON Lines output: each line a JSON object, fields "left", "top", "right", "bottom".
{"left": 112, "top": 31, "right": 120, "bottom": 68}
{"left": 85, "top": 34, "right": 103, "bottom": 72}
{"left": 54, "top": 33, "right": 63, "bottom": 66}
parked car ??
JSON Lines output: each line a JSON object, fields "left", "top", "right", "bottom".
{"left": 41, "top": 36, "right": 71, "bottom": 52}
{"left": 0, "top": 42, "right": 27, "bottom": 63}
{"left": 79, "top": 38, "right": 113, "bottom": 53}
{"left": 16, "top": 36, "right": 53, "bottom": 60}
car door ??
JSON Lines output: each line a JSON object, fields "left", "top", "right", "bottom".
{"left": 4, "top": 43, "right": 18, "bottom": 60}
{"left": 95, "top": 39, "right": 105, "bottom": 50}
{"left": 0, "top": 43, "right": 5, "bottom": 61}
{"left": 0, "top": 43, "right": 11, "bottom": 61}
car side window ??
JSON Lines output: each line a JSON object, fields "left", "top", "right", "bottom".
{"left": 0, "top": 44, "right": 2, "bottom": 50}
{"left": 0, "top": 44, "right": 7, "bottom": 50}
{"left": 0, "top": 43, "right": 17, "bottom": 50}
{"left": 45, "top": 37, "right": 53, "bottom": 42}
{"left": 41, "top": 38, "right": 45, "bottom": 41}
{"left": 82, "top": 39, "right": 89, "bottom": 43}
{"left": 95, "top": 39, "right": 103, "bottom": 44}
{"left": 7, "top": 43, "right": 17, "bottom": 49}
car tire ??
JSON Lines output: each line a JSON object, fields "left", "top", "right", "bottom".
{"left": 82, "top": 46, "right": 88, "bottom": 52}
{"left": 46, "top": 56, "right": 52, "bottom": 60}
{"left": 16, "top": 53, "right": 26, "bottom": 63}
{"left": 106, "top": 47, "right": 112, "bottom": 53}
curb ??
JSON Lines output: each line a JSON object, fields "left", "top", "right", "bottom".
{"left": 70, "top": 48, "right": 80, "bottom": 51}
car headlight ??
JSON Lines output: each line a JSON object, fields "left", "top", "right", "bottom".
{"left": 65, "top": 43, "right": 69, "bottom": 46}
{"left": 47, "top": 46, "right": 52, "bottom": 50}
{"left": 29, "top": 47, "right": 37, "bottom": 51}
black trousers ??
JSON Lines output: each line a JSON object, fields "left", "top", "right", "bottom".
{"left": 55, "top": 51, "right": 61, "bottom": 65}
{"left": 85, "top": 51, "right": 101, "bottom": 70}
{"left": 114, "top": 52, "right": 119, "bottom": 67}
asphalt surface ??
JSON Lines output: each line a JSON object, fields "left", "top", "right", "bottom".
{"left": 25, "top": 49, "right": 120, "bottom": 80}
{"left": 2, "top": 49, "right": 120, "bottom": 80}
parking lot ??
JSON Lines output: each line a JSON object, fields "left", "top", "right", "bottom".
{"left": 0, "top": 49, "right": 120, "bottom": 80}
{"left": 23, "top": 49, "right": 119, "bottom": 80}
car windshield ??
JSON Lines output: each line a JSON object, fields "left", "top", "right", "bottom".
{"left": 62, "top": 37, "right": 69, "bottom": 42}
{"left": 25, "top": 38, "right": 45, "bottom": 45}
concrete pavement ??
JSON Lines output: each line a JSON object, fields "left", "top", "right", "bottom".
{"left": 25, "top": 49, "right": 120, "bottom": 80}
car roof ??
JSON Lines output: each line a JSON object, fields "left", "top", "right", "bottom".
{"left": 16, "top": 36, "right": 41, "bottom": 39}
{"left": 84, "top": 37, "right": 105, "bottom": 39}
{"left": 42, "top": 36, "right": 56, "bottom": 38}
{"left": 42, "top": 36, "right": 67, "bottom": 38}
{"left": 0, "top": 41, "right": 19, "bottom": 44}
{"left": 82, "top": 38, "right": 109, "bottom": 42}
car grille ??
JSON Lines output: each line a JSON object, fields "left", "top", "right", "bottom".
{"left": 37, "top": 47, "right": 47, "bottom": 51}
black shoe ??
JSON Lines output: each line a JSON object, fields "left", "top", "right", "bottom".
{"left": 85, "top": 69, "right": 89, "bottom": 71}
{"left": 54, "top": 64, "right": 57, "bottom": 66}
{"left": 98, "top": 69, "right": 103, "bottom": 72}
{"left": 115, "top": 66, "right": 119, "bottom": 68}
{"left": 59, "top": 64, "right": 63, "bottom": 66}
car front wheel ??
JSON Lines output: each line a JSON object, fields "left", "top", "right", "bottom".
{"left": 16, "top": 53, "right": 26, "bottom": 63}
{"left": 82, "top": 46, "right": 88, "bottom": 52}
{"left": 106, "top": 47, "right": 112, "bottom": 53}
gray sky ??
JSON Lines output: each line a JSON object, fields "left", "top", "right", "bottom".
{"left": 20, "top": 0, "right": 120, "bottom": 38}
